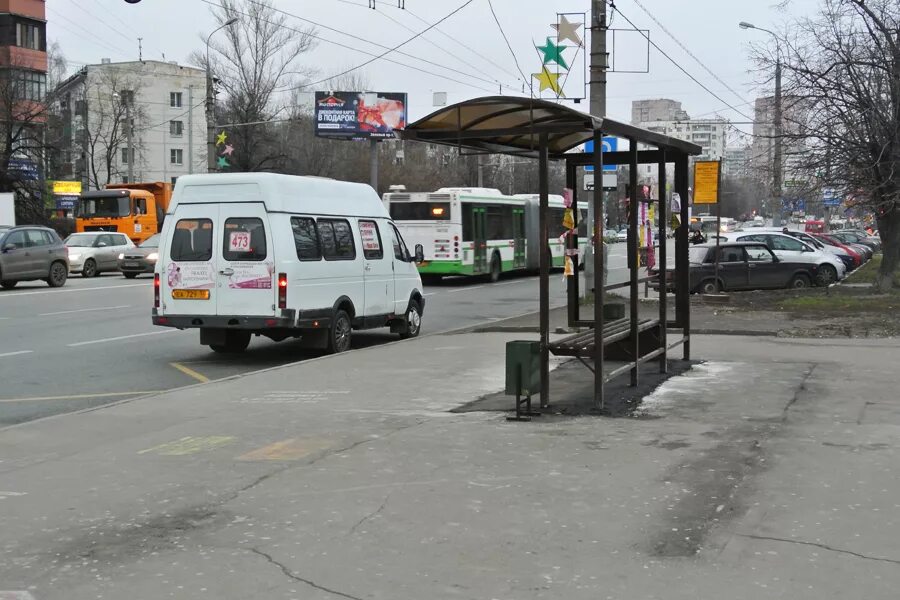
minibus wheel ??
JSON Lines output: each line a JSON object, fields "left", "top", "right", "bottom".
{"left": 326, "top": 310, "right": 352, "bottom": 353}
{"left": 399, "top": 300, "right": 422, "bottom": 339}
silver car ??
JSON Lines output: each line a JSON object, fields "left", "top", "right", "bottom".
{"left": 64, "top": 232, "right": 135, "bottom": 277}
{"left": 117, "top": 233, "right": 160, "bottom": 279}
{"left": 0, "top": 226, "right": 69, "bottom": 289}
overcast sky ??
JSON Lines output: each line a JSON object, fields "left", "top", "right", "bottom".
{"left": 49, "top": 0, "right": 821, "bottom": 145}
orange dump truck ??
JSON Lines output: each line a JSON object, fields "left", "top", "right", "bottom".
{"left": 75, "top": 182, "right": 173, "bottom": 244}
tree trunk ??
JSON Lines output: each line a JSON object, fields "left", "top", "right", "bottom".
{"left": 875, "top": 208, "right": 900, "bottom": 291}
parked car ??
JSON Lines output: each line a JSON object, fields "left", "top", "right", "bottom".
{"left": 651, "top": 242, "right": 817, "bottom": 294}
{"left": 0, "top": 225, "right": 69, "bottom": 289}
{"left": 718, "top": 231, "right": 845, "bottom": 286}
{"left": 813, "top": 234, "right": 863, "bottom": 268}
{"left": 153, "top": 173, "right": 425, "bottom": 354}
{"left": 118, "top": 233, "right": 160, "bottom": 278}
{"left": 64, "top": 232, "right": 135, "bottom": 277}
{"left": 831, "top": 230, "right": 880, "bottom": 252}
{"left": 616, "top": 228, "right": 628, "bottom": 243}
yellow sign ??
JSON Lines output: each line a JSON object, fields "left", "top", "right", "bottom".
{"left": 52, "top": 180, "right": 82, "bottom": 195}
{"left": 693, "top": 161, "right": 720, "bottom": 204}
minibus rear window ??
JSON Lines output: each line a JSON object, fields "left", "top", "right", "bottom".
{"left": 171, "top": 219, "right": 213, "bottom": 261}
{"left": 223, "top": 218, "right": 267, "bottom": 261}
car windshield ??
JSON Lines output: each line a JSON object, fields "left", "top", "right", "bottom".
{"left": 689, "top": 247, "right": 708, "bottom": 264}
{"left": 140, "top": 234, "right": 161, "bottom": 248}
{"left": 65, "top": 233, "right": 99, "bottom": 247}
{"left": 77, "top": 196, "right": 130, "bottom": 218}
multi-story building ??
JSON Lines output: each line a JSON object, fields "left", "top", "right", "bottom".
{"left": 631, "top": 98, "right": 689, "bottom": 124}
{"left": 640, "top": 117, "right": 728, "bottom": 163}
{"left": 53, "top": 59, "right": 206, "bottom": 190}
{"left": 750, "top": 94, "right": 807, "bottom": 184}
{"left": 724, "top": 145, "right": 752, "bottom": 177}
{"left": 1, "top": 0, "right": 48, "bottom": 195}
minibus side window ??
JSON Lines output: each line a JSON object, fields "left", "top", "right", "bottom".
{"left": 291, "top": 217, "right": 321, "bottom": 261}
{"left": 317, "top": 219, "right": 356, "bottom": 261}
{"left": 358, "top": 220, "right": 383, "bottom": 260}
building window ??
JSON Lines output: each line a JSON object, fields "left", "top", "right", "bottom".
{"left": 120, "top": 147, "right": 134, "bottom": 164}
{"left": 16, "top": 22, "right": 42, "bottom": 50}
{"left": 170, "top": 92, "right": 182, "bottom": 108}
{"left": 170, "top": 149, "right": 183, "bottom": 165}
{"left": 15, "top": 71, "right": 46, "bottom": 101}
{"left": 122, "top": 176, "right": 130, "bottom": 184}
{"left": 169, "top": 120, "right": 184, "bottom": 136}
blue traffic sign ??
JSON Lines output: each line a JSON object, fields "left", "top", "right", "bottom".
{"left": 584, "top": 137, "right": 618, "bottom": 173}
{"left": 822, "top": 188, "right": 842, "bottom": 207}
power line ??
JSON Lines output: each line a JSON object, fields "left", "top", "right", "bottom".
{"left": 629, "top": 0, "right": 751, "bottom": 106}
{"left": 486, "top": 0, "right": 530, "bottom": 95}
{"left": 47, "top": 8, "right": 126, "bottom": 58}
{"left": 199, "top": 0, "right": 494, "bottom": 93}
{"left": 244, "top": 0, "right": 518, "bottom": 91}
{"left": 89, "top": 0, "right": 167, "bottom": 59}
{"left": 609, "top": 2, "right": 755, "bottom": 122}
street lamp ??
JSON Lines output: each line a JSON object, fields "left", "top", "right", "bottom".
{"left": 206, "top": 17, "right": 238, "bottom": 173}
{"left": 740, "top": 20, "right": 783, "bottom": 225}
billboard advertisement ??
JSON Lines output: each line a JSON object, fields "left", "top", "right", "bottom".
{"left": 51, "top": 180, "right": 82, "bottom": 210}
{"left": 314, "top": 92, "right": 407, "bottom": 140}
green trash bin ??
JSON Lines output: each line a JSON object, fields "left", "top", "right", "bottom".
{"left": 505, "top": 340, "right": 541, "bottom": 397}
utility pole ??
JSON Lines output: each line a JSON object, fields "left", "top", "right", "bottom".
{"left": 772, "top": 55, "right": 783, "bottom": 226}
{"left": 206, "top": 67, "right": 215, "bottom": 173}
{"left": 369, "top": 139, "right": 379, "bottom": 192}
{"left": 124, "top": 92, "right": 134, "bottom": 183}
{"left": 585, "top": 0, "right": 607, "bottom": 293}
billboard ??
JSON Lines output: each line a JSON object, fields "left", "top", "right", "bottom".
{"left": 51, "top": 180, "right": 82, "bottom": 210}
{"left": 314, "top": 92, "right": 407, "bottom": 140}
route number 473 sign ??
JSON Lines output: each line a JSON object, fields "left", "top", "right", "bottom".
{"left": 229, "top": 231, "right": 251, "bottom": 252}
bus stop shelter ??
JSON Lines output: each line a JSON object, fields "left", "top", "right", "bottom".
{"left": 400, "top": 96, "right": 701, "bottom": 410}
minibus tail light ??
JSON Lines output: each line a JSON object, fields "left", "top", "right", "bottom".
{"left": 278, "top": 272, "right": 287, "bottom": 309}
{"left": 153, "top": 273, "right": 160, "bottom": 308}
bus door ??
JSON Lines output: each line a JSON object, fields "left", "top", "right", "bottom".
{"left": 512, "top": 207, "right": 526, "bottom": 268}
{"left": 472, "top": 206, "right": 488, "bottom": 273}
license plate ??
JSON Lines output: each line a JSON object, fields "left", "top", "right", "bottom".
{"left": 172, "top": 289, "right": 210, "bottom": 300}
{"left": 122, "top": 261, "right": 138, "bottom": 267}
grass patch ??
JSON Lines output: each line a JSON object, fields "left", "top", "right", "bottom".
{"left": 779, "top": 291, "right": 900, "bottom": 314}
{"left": 845, "top": 254, "right": 884, "bottom": 284}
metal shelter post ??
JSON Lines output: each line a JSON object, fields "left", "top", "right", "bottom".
{"left": 628, "top": 139, "right": 639, "bottom": 386}
{"left": 674, "top": 154, "right": 691, "bottom": 360}
{"left": 657, "top": 151, "right": 668, "bottom": 373}
{"left": 539, "top": 134, "right": 551, "bottom": 408}
{"left": 592, "top": 129, "right": 605, "bottom": 410}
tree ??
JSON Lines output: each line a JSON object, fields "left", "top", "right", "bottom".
{"left": 0, "top": 55, "right": 56, "bottom": 224}
{"left": 754, "top": 0, "right": 900, "bottom": 289}
{"left": 192, "top": 0, "right": 316, "bottom": 171}
{"left": 80, "top": 70, "right": 147, "bottom": 189}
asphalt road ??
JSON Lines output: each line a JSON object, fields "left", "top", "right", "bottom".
{"left": 0, "top": 240, "right": 647, "bottom": 426}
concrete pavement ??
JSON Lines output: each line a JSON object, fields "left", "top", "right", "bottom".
{"left": 1, "top": 327, "right": 898, "bottom": 599}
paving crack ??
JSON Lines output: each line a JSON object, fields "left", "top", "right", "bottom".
{"left": 782, "top": 364, "right": 817, "bottom": 421}
{"left": 738, "top": 534, "right": 900, "bottom": 565}
{"left": 249, "top": 547, "right": 364, "bottom": 600}
{"left": 348, "top": 492, "right": 392, "bottom": 536}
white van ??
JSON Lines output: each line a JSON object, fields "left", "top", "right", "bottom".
{"left": 152, "top": 173, "right": 425, "bottom": 353}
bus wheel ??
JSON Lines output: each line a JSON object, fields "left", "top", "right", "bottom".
{"left": 488, "top": 253, "right": 501, "bottom": 283}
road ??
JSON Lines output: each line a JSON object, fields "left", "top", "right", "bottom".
{"left": 0, "top": 240, "right": 649, "bottom": 426}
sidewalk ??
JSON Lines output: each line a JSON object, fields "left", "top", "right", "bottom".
{"left": 1, "top": 327, "right": 899, "bottom": 599}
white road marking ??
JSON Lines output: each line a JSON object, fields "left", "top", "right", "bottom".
{"left": 0, "top": 282, "right": 147, "bottom": 299}
{"left": 0, "top": 350, "right": 33, "bottom": 358}
{"left": 446, "top": 284, "right": 486, "bottom": 294}
{"left": 67, "top": 329, "right": 179, "bottom": 347}
{"left": 39, "top": 304, "right": 131, "bottom": 317}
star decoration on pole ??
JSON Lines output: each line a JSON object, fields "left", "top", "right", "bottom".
{"left": 217, "top": 155, "right": 230, "bottom": 168}
{"left": 215, "top": 131, "right": 227, "bottom": 146}
{"left": 222, "top": 144, "right": 235, "bottom": 156}
{"left": 532, "top": 67, "right": 565, "bottom": 97}
{"left": 551, "top": 15, "right": 583, "bottom": 47}
{"left": 537, "top": 37, "right": 569, "bottom": 70}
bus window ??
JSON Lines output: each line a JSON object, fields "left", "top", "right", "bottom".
{"left": 486, "top": 206, "right": 513, "bottom": 239}
{"left": 390, "top": 202, "right": 451, "bottom": 221}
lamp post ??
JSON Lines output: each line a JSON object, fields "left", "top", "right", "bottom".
{"left": 740, "top": 21, "right": 782, "bottom": 225}
{"left": 206, "top": 18, "right": 238, "bottom": 173}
